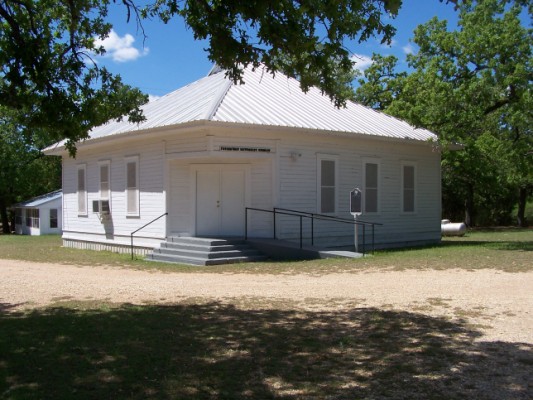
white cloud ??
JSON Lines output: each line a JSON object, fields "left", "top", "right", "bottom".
{"left": 351, "top": 54, "right": 374, "bottom": 71}
{"left": 94, "top": 30, "right": 149, "bottom": 62}
{"left": 402, "top": 43, "right": 415, "bottom": 55}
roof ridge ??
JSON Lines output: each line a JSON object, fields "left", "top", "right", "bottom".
{"left": 203, "top": 74, "right": 233, "bottom": 121}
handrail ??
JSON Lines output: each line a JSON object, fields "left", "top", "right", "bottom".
{"left": 275, "top": 208, "right": 382, "bottom": 252}
{"left": 245, "top": 207, "right": 382, "bottom": 255}
{"left": 274, "top": 207, "right": 382, "bottom": 226}
{"left": 130, "top": 212, "right": 168, "bottom": 260}
{"left": 245, "top": 207, "right": 311, "bottom": 248}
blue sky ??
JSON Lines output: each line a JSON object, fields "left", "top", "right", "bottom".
{"left": 95, "top": 1, "right": 460, "bottom": 100}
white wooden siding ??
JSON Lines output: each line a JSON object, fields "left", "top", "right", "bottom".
{"left": 62, "top": 139, "right": 166, "bottom": 248}
{"left": 165, "top": 136, "right": 208, "bottom": 154}
{"left": 40, "top": 205, "right": 63, "bottom": 235}
{"left": 61, "top": 126, "right": 440, "bottom": 251}
{"left": 276, "top": 134, "right": 441, "bottom": 247}
{"left": 248, "top": 159, "right": 274, "bottom": 237}
{"left": 168, "top": 161, "right": 193, "bottom": 235}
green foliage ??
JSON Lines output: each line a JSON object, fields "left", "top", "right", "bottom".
{"left": 0, "top": 109, "right": 61, "bottom": 232}
{"left": 353, "top": 54, "right": 407, "bottom": 110}
{"left": 356, "top": 0, "right": 532, "bottom": 226}
{"left": 0, "top": 0, "right": 148, "bottom": 153}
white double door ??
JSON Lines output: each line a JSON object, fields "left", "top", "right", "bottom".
{"left": 195, "top": 165, "right": 248, "bottom": 237}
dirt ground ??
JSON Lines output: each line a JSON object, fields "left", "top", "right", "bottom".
{"left": 1, "top": 258, "right": 532, "bottom": 344}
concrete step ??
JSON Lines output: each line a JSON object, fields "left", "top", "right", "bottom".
{"left": 154, "top": 247, "right": 263, "bottom": 260}
{"left": 161, "top": 241, "right": 250, "bottom": 252}
{"left": 147, "top": 252, "right": 267, "bottom": 266}
{"left": 166, "top": 237, "right": 246, "bottom": 247}
{"left": 146, "top": 236, "right": 267, "bottom": 266}
{"left": 147, "top": 253, "right": 208, "bottom": 266}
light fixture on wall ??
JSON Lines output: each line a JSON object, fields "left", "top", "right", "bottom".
{"left": 290, "top": 151, "right": 301, "bottom": 161}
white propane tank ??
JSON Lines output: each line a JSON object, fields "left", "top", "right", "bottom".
{"left": 441, "top": 219, "right": 467, "bottom": 237}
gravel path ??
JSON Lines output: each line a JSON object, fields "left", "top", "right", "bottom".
{"left": 1, "top": 259, "right": 532, "bottom": 343}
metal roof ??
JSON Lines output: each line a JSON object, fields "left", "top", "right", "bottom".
{"left": 15, "top": 190, "right": 62, "bottom": 208}
{"left": 214, "top": 67, "right": 436, "bottom": 141}
{"left": 85, "top": 71, "right": 230, "bottom": 140}
{"left": 46, "top": 65, "right": 437, "bottom": 151}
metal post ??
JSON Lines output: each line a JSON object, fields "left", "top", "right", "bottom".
{"left": 273, "top": 208, "right": 277, "bottom": 239}
{"left": 245, "top": 208, "right": 248, "bottom": 240}
{"left": 354, "top": 215, "right": 359, "bottom": 253}
{"left": 372, "top": 225, "right": 375, "bottom": 254}
{"left": 311, "top": 216, "right": 314, "bottom": 246}
{"left": 131, "top": 234, "right": 134, "bottom": 260}
{"left": 363, "top": 224, "right": 366, "bottom": 256}
{"left": 299, "top": 216, "right": 303, "bottom": 248}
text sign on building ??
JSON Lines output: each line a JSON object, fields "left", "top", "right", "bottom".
{"left": 350, "top": 188, "right": 362, "bottom": 216}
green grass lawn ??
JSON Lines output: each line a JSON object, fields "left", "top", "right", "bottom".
{"left": 366, "top": 228, "right": 533, "bottom": 273}
{"left": 0, "top": 234, "right": 195, "bottom": 272}
{"left": 0, "top": 229, "right": 532, "bottom": 273}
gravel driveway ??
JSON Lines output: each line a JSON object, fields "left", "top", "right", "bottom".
{"left": 1, "top": 258, "right": 532, "bottom": 344}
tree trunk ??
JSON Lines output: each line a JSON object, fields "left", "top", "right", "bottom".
{"left": 464, "top": 183, "right": 475, "bottom": 227}
{"left": 0, "top": 197, "right": 10, "bottom": 234}
{"left": 516, "top": 186, "right": 528, "bottom": 227}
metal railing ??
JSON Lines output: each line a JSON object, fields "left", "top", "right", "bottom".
{"left": 245, "top": 207, "right": 382, "bottom": 255}
{"left": 130, "top": 212, "right": 168, "bottom": 260}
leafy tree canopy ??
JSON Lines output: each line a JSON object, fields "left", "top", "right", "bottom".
{"left": 0, "top": 0, "right": 148, "bottom": 155}
{"left": 0, "top": 108, "right": 61, "bottom": 233}
{"left": 355, "top": 0, "right": 532, "bottom": 226}
{"left": 353, "top": 53, "right": 407, "bottom": 110}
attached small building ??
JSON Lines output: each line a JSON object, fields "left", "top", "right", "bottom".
{"left": 45, "top": 65, "right": 441, "bottom": 254}
{"left": 14, "top": 190, "right": 62, "bottom": 235}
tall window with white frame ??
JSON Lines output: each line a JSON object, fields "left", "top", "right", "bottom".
{"left": 99, "top": 161, "right": 110, "bottom": 200}
{"left": 317, "top": 155, "right": 338, "bottom": 214}
{"left": 125, "top": 157, "right": 139, "bottom": 216}
{"left": 364, "top": 161, "right": 379, "bottom": 213}
{"left": 402, "top": 164, "right": 416, "bottom": 213}
{"left": 77, "top": 164, "right": 87, "bottom": 215}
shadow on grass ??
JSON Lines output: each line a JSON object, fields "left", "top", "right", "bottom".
{"left": 439, "top": 240, "right": 533, "bottom": 251}
{"left": 1, "top": 303, "right": 532, "bottom": 399}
